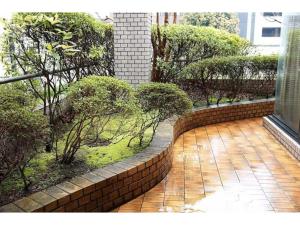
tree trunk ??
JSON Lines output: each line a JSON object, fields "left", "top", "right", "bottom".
{"left": 151, "top": 12, "right": 170, "bottom": 82}
{"left": 173, "top": 12, "right": 177, "bottom": 24}
{"left": 151, "top": 29, "right": 159, "bottom": 82}
{"left": 164, "top": 12, "right": 169, "bottom": 25}
{"left": 45, "top": 73, "right": 54, "bottom": 152}
{"left": 18, "top": 166, "right": 29, "bottom": 192}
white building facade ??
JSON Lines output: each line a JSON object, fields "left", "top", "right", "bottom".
{"left": 238, "top": 12, "right": 282, "bottom": 55}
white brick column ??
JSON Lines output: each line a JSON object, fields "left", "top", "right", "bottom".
{"left": 113, "top": 13, "right": 152, "bottom": 86}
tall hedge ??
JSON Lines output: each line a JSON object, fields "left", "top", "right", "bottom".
{"left": 151, "top": 24, "right": 250, "bottom": 82}
{"left": 180, "top": 55, "right": 278, "bottom": 105}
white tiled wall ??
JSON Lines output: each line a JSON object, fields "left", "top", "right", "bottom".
{"left": 113, "top": 13, "right": 152, "bottom": 86}
{"left": 263, "top": 117, "right": 300, "bottom": 161}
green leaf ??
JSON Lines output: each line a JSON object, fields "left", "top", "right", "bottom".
{"left": 52, "top": 52, "right": 60, "bottom": 60}
{"left": 63, "top": 32, "right": 73, "bottom": 40}
{"left": 46, "top": 43, "right": 53, "bottom": 51}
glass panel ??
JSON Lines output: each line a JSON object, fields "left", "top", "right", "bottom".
{"left": 275, "top": 13, "right": 300, "bottom": 135}
{"left": 263, "top": 12, "right": 282, "bottom": 17}
{"left": 262, "top": 27, "right": 281, "bottom": 37}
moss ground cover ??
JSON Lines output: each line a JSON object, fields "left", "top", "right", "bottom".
{"left": 0, "top": 116, "right": 152, "bottom": 206}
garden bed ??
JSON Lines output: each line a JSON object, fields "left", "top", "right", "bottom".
{"left": 0, "top": 129, "right": 152, "bottom": 207}
{"left": 0, "top": 98, "right": 275, "bottom": 212}
{"left": 0, "top": 77, "right": 192, "bottom": 210}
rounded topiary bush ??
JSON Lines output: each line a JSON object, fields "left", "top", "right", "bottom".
{"left": 62, "top": 75, "right": 137, "bottom": 164}
{"left": 67, "top": 75, "right": 136, "bottom": 116}
{"left": 136, "top": 82, "right": 193, "bottom": 120}
{"left": 128, "top": 82, "right": 192, "bottom": 146}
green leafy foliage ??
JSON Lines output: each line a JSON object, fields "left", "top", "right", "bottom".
{"left": 137, "top": 82, "right": 193, "bottom": 120}
{"left": 128, "top": 82, "right": 192, "bottom": 146}
{"left": 0, "top": 84, "right": 49, "bottom": 188}
{"left": 151, "top": 24, "right": 250, "bottom": 82}
{"left": 0, "top": 123, "right": 151, "bottom": 206}
{"left": 0, "top": 13, "right": 114, "bottom": 152}
{"left": 0, "top": 12, "right": 114, "bottom": 76}
{"left": 183, "top": 13, "right": 240, "bottom": 34}
{"left": 61, "top": 76, "right": 137, "bottom": 164}
{"left": 180, "top": 55, "right": 278, "bottom": 105}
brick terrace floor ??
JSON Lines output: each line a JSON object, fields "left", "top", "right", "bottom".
{"left": 113, "top": 117, "right": 300, "bottom": 212}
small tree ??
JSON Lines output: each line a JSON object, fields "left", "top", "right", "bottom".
{"left": 61, "top": 76, "right": 137, "bottom": 164}
{"left": 183, "top": 12, "right": 239, "bottom": 34}
{"left": 0, "top": 13, "right": 114, "bottom": 152}
{"left": 0, "top": 84, "right": 49, "bottom": 190}
{"left": 128, "top": 83, "right": 192, "bottom": 146}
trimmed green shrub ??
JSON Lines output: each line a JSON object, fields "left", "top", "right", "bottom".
{"left": 128, "top": 82, "right": 193, "bottom": 146}
{"left": 180, "top": 55, "right": 278, "bottom": 105}
{"left": 61, "top": 76, "right": 137, "bottom": 164}
{"left": 151, "top": 24, "right": 250, "bottom": 82}
{"left": 0, "top": 84, "right": 49, "bottom": 189}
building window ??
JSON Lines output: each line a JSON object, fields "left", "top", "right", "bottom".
{"left": 263, "top": 12, "right": 282, "bottom": 17}
{"left": 262, "top": 27, "right": 281, "bottom": 37}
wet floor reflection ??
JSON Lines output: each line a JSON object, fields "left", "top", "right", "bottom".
{"left": 114, "top": 118, "right": 300, "bottom": 213}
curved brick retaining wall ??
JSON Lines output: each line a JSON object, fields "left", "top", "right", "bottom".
{"left": 173, "top": 98, "right": 275, "bottom": 138}
{"left": 0, "top": 98, "right": 274, "bottom": 212}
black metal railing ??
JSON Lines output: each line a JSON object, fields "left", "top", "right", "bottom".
{"left": 0, "top": 62, "right": 104, "bottom": 85}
